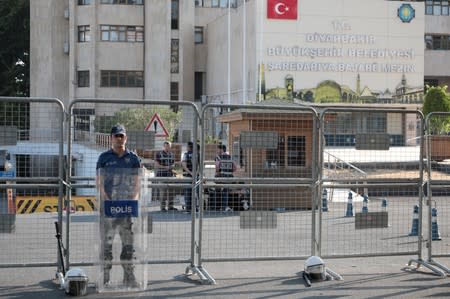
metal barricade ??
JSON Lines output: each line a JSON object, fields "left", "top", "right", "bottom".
{"left": 0, "top": 97, "right": 66, "bottom": 269}
{"left": 3, "top": 97, "right": 445, "bottom": 282}
{"left": 66, "top": 99, "right": 201, "bottom": 280}
{"left": 425, "top": 112, "right": 450, "bottom": 275}
{"left": 319, "top": 107, "right": 443, "bottom": 275}
{"left": 197, "top": 103, "right": 319, "bottom": 282}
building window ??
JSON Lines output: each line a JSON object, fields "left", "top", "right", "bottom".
{"left": 100, "top": 0, "right": 144, "bottom": 4}
{"left": 78, "top": 0, "right": 91, "bottom": 5}
{"left": 266, "top": 136, "right": 285, "bottom": 167}
{"left": 195, "top": 27, "right": 204, "bottom": 44}
{"left": 171, "top": 0, "right": 179, "bottom": 30}
{"left": 73, "top": 108, "right": 94, "bottom": 133}
{"left": 100, "top": 71, "right": 144, "bottom": 87}
{"left": 77, "top": 71, "right": 90, "bottom": 87}
{"left": 366, "top": 113, "right": 386, "bottom": 133}
{"left": 426, "top": 0, "right": 450, "bottom": 15}
{"left": 287, "top": 136, "right": 305, "bottom": 167}
{"left": 425, "top": 34, "right": 450, "bottom": 50}
{"left": 171, "top": 39, "right": 179, "bottom": 73}
{"left": 78, "top": 25, "right": 90, "bottom": 42}
{"left": 195, "top": 0, "right": 203, "bottom": 6}
{"left": 211, "top": 0, "right": 237, "bottom": 8}
{"left": 101, "top": 25, "right": 144, "bottom": 42}
{"left": 195, "top": 72, "right": 204, "bottom": 100}
{"left": 424, "top": 79, "right": 439, "bottom": 93}
{"left": 170, "top": 82, "right": 179, "bottom": 112}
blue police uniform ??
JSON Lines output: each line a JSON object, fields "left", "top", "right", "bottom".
{"left": 182, "top": 147, "right": 199, "bottom": 212}
{"left": 96, "top": 148, "right": 141, "bottom": 286}
{"left": 214, "top": 152, "right": 234, "bottom": 211}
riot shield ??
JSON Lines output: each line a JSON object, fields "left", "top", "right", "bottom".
{"left": 96, "top": 167, "right": 148, "bottom": 292}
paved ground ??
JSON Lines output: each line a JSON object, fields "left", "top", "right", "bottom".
{"left": 1, "top": 256, "right": 450, "bottom": 298}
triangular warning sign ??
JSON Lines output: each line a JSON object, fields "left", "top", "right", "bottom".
{"left": 144, "top": 113, "right": 169, "bottom": 137}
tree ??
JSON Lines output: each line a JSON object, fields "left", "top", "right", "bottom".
{"left": 0, "top": 0, "right": 29, "bottom": 97}
{"left": 0, "top": 0, "right": 30, "bottom": 138}
{"left": 422, "top": 85, "right": 450, "bottom": 134}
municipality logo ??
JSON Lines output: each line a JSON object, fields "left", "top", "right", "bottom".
{"left": 398, "top": 3, "right": 415, "bottom": 23}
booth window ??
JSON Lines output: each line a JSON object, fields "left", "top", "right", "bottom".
{"left": 266, "top": 136, "right": 285, "bottom": 167}
{"left": 287, "top": 136, "right": 305, "bottom": 167}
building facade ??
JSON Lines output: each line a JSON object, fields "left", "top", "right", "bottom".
{"left": 29, "top": 0, "right": 450, "bottom": 131}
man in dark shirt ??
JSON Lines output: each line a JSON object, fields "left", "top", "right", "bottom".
{"left": 181, "top": 142, "right": 199, "bottom": 212}
{"left": 214, "top": 144, "right": 236, "bottom": 211}
{"left": 96, "top": 124, "right": 141, "bottom": 288}
{"left": 155, "top": 141, "right": 176, "bottom": 211}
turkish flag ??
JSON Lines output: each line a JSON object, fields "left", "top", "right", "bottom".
{"left": 267, "top": 0, "right": 297, "bottom": 20}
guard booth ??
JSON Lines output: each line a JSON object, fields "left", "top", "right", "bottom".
{"left": 0, "top": 150, "right": 15, "bottom": 233}
{"left": 217, "top": 101, "right": 316, "bottom": 210}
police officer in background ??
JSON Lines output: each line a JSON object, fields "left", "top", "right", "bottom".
{"left": 181, "top": 142, "right": 199, "bottom": 213}
{"left": 215, "top": 144, "right": 236, "bottom": 211}
{"left": 96, "top": 124, "right": 141, "bottom": 287}
{"left": 155, "top": 141, "right": 177, "bottom": 211}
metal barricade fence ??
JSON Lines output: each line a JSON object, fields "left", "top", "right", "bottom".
{"left": 3, "top": 97, "right": 446, "bottom": 281}
{"left": 0, "top": 97, "right": 66, "bottom": 269}
{"left": 318, "top": 108, "right": 436, "bottom": 267}
{"left": 197, "top": 103, "right": 320, "bottom": 273}
{"left": 66, "top": 99, "right": 200, "bottom": 278}
{"left": 425, "top": 112, "right": 450, "bottom": 274}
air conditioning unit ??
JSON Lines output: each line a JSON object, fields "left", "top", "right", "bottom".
{"left": 64, "top": 9, "right": 69, "bottom": 19}
{"left": 64, "top": 42, "right": 69, "bottom": 54}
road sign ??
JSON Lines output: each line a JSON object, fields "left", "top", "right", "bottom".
{"left": 144, "top": 113, "right": 169, "bottom": 137}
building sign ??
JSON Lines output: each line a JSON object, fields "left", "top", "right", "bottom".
{"left": 258, "top": 0, "right": 424, "bottom": 104}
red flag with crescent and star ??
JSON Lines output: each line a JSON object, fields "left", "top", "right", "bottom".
{"left": 267, "top": 0, "right": 298, "bottom": 20}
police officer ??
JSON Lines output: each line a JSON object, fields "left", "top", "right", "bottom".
{"left": 155, "top": 141, "right": 176, "bottom": 211}
{"left": 181, "top": 142, "right": 199, "bottom": 213}
{"left": 214, "top": 144, "right": 236, "bottom": 211}
{"left": 96, "top": 124, "right": 141, "bottom": 287}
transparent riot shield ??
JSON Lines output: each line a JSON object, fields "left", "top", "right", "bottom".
{"left": 96, "top": 168, "right": 148, "bottom": 292}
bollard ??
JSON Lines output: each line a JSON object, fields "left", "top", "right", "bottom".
{"left": 322, "top": 189, "right": 328, "bottom": 212}
{"left": 409, "top": 204, "right": 419, "bottom": 236}
{"left": 345, "top": 191, "right": 354, "bottom": 217}
{"left": 361, "top": 195, "right": 368, "bottom": 213}
{"left": 432, "top": 207, "right": 442, "bottom": 241}
{"left": 381, "top": 198, "right": 388, "bottom": 212}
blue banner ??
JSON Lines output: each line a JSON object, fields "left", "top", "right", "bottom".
{"left": 104, "top": 200, "right": 138, "bottom": 218}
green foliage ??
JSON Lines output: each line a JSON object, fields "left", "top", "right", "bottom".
{"left": 205, "top": 135, "right": 220, "bottom": 144}
{"left": 423, "top": 85, "right": 450, "bottom": 134}
{"left": 0, "top": 0, "right": 29, "bottom": 96}
{"left": 94, "top": 106, "right": 182, "bottom": 141}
